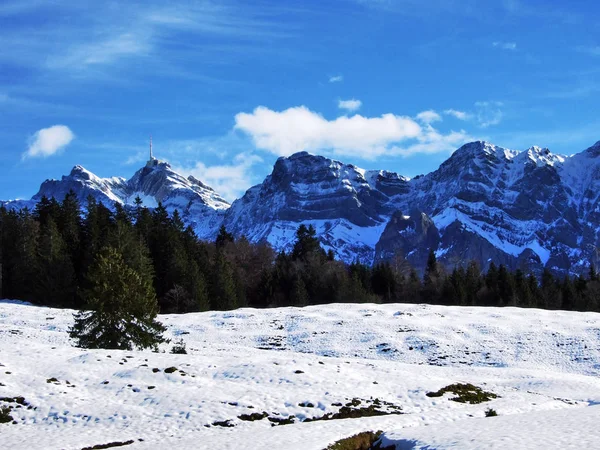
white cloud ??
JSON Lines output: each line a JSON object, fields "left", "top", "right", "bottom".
{"left": 82, "top": 33, "right": 149, "bottom": 66}
{"left": 329, "top": 75, "right": 343, "bottom": 83}
{"left": 338, "top": 98, "right": 362, "bottom": 112}
{"left": 234, "top": 105, "right": 473, "bottom": 160}
{"left": 235, "top": 106, "right": 423, "bottom": 158}
{"left": 389, "top": 127, "right": 475, "bottom": 157}
{"left": 24, "top": 125, "right": 75, "bottom": 159}
{"left": 441, "top": 103, "right": 502, "bottom": 127}
{"left": 444, "top": 109, "right": 471, "bottom": 120}
{"left": 493, "top": 41, "right": 517, "bottom": 50}
{"left": 47, "top": 32, "right": 151, "bottom": 70}
{"left": 416, "top": 110, "right": 442, "bottom": 124}
{"left": 124, "top": 150, "right": 148, "bottom": 166}
{"left": 475, "top": 101, "right": 503, "bottom": 128}
{"left": 173, "top": 152, "right": 262, "bottom": 201}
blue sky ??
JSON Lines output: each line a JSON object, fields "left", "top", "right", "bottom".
{"left": 1, "top": 0, "right": 599, "bottom": 201}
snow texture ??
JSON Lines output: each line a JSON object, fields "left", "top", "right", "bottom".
{"left": 2, "top": 300, "right": 600, "bottom": 449}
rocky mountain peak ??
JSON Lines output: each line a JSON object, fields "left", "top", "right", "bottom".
{"left": 145, "top": 158, "right": 172, "bottom": 170}
{"left": 445, "top": 141, "right": 507, "bottom": 166}
{"left": 428, "top": 141, "right": 511, "bottom": 188}
{"left": 268, "top": 151, "right": 370, "bottom": 196}
{"left": 519, "top": 146, "right": 563, "bottom": 168}
{"left": 273, "top": 151, "right": 338, "bottom": 179}
{"left": 526, "top": 145, "right": 548, "bottom": 154}
{"left": 584, "top": 140, "right": 600, "bottom": 157}
{"left": 451, "top": 140, "right": 502, "bottom": 158}
{"left": 69, "top": 165, "right": 93, "bottom": 179}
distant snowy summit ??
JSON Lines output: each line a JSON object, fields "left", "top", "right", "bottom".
{"left": 4, "top": 140, "right": 600, "bottom": 276}
{"left": 2, "top": 156, "right": 229, "bottom": 240}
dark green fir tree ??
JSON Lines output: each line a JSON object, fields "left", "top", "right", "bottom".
{"left": 69, "top": 246, "right": 166, "bottom": 350}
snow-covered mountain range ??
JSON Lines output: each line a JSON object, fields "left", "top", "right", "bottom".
{"left": 225, "top": 141, "right": 600, "bottom": 276}
{"left": 4, "top": 141, "right": 600, "bottom": 275}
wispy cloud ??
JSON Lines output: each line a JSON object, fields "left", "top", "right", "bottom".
{"left": 475, "top": 101, "right": 503, "bottom": 128}
{"left": 0, "top": 0, "right": 53, "bottom": 16}
{"left": 24, "top": 125, "right": 75, "bottom": 159}
{"left": 444, "top": 109, "right": 472, "bottom": 120}
{"left": 329, "top": 75, "right": 343, "bottom": 83}
{"left": 543, "top": 82, "right": 600, "bottom": 99}
{"left": 47, "top": 33, "right": 151, "bottom": 70}
{"left": 502, "top": 0, "right": 581, "bottom": 24}
{"left": 0, "top": 92, "right": 75, "bottom": 114}
{"left": 494, "top": 120, "right": 600, "bottom": 153}
{"left": 124, "top": 150, "right": 148, "bottom": 166}
{"left": 493, "top": 41, "right": 517, "bottom": 50}
{"left": 234, "top": 105, "right": 473, "bottom": 159}
{"left": 1, "top": 1, "right": 289, "bottom": 82}
{"left": 352, "top": 0, "right": 479, "bottom": 18}
{"left": 576, "top": 46, "right": 600, "bottom": 57}
{"left": 173, "top": 152, "right": 263, "bottom": 201}
{"left": 157, "top": 133, "right": 252, "bottom": 163}
{"left": 355, "top": 0, "right": 581, "bottom": 25}
{"left": 338, "top": 98, "right": 362, "bottom": 112}
{"left": 422, "top": 104, "right": 503, "bottom": 128}
{"left": 416, "top": 110, "right": 442, "bottom": 124}
{"left": 411, "top": 104, "right": 502, "bottom": 129}
{"left": 389, "top": 128, "right": 475, "bottom": 157}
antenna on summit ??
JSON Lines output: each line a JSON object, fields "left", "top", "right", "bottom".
{"left": 146, "top": 135, "right": 157, "bottom": 167}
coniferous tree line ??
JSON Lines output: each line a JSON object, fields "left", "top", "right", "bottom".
{"left": 1, "top": 192, "right": 600, "bottom": 313}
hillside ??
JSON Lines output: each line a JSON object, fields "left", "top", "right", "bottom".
{"left": 2, "top": 300, "right": 600, "bottom": 449}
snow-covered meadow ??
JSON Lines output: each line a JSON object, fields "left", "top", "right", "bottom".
{"left": 2, "top": 300, "right": 600, "bottom": 449}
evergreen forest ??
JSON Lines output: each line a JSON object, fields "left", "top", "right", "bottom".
{"left": 2, "top": 192, "right": 600, "bottom": 314}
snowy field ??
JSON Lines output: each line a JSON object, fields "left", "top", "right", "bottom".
{"left": 2, "top": 300, "right": 600, "bottom": 449}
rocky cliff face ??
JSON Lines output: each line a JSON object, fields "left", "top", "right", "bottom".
{"left": 374, "top": 141, "right": 600, "bottom": 275}
{"left": 373, "top": 210, "right": 439, "bottom": 273}
{"left": 222, "top": 151, "right": 403, "bottom": 262}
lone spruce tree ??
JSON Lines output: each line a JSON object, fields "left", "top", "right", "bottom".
{"left": 69, "top": 246, "right": 166, "bottom": 350}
